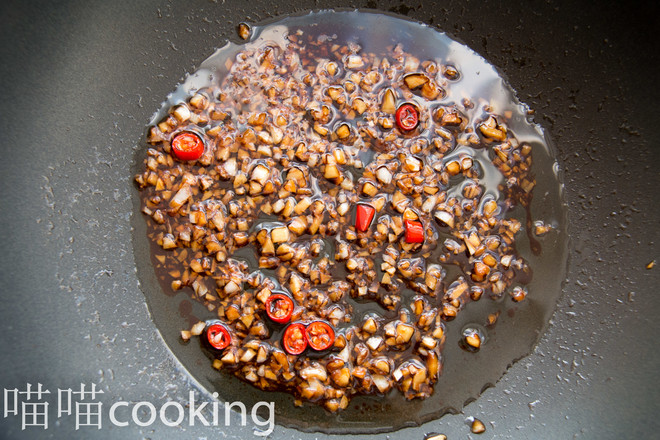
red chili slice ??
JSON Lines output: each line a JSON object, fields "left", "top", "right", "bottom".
{"left": 283, "top": 323, "right": 308, "bottom": 355}
{"left": 265, "top": 293, "right": 294, "bottom": 324}
{"left": 355, "top": 204, "right": 376, "bottom": 232}
{"left": 404, "top": 219, "right": 424, "bottom": 243}
{"left": 171, "top": 131, "right": 204, "bottom": 161}
{"left": 206, "top": 323, "right": 231, "bottom": 350}
{"left": 395, "top": 104, "right": 419, "bottom": 132}
{"left": 305, "top": 321, "right": 335, "bottom": 351}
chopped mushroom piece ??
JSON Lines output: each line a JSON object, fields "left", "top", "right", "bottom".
{"left": 271, "top": 227, "right": 290, "bottom": 243}
{"left": 381, "top": 89, "right": 396, "bottom": 114}
{"left": 376, "top": 166, "right": 393, "bottom": 185}
{"left": 237, "top": 22, "right": 251, "bottom": 40}
{"left": 471, "top": 418, "right": 486, "bottom": 434}
{"left": 403, "top": 73, "right": 429, "bottom": 89}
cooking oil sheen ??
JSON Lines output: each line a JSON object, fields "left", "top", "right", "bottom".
{"left": 133, "top": 10, "right": 568, "bottom": 434}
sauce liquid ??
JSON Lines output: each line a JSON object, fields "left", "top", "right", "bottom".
{"left": 132, "top": 10, "right": 568, "bottom": 434}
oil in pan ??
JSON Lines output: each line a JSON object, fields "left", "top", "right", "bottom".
{"left": 132, "top": 9, "right": 569, "bottom": 434}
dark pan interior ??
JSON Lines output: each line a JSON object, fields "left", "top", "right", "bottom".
{"left": 0, "top": 0, "right": 658, "bottom": 439}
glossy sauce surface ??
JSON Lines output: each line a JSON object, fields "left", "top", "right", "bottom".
{"left": 133, "top": 10, "right": 568, "bottom": 433}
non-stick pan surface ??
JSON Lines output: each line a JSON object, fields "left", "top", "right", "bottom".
{"left": 1, "top": 0, "right": 658, "bottom": 439}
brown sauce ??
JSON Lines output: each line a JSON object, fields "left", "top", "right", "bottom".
{"left": 132, "top": 10, "right": 568, "bottom": 434}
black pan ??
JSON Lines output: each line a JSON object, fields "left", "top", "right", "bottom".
{"left": 1, "top": 0, "right": 658, "bottom": 439}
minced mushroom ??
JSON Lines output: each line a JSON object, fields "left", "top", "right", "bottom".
{"left": 136, "top": 21, "right": 538, "bottom": 413}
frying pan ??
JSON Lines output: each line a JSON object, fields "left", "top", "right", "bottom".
{"left": 1, "top": 0, "right": 658, "bottom": 439}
